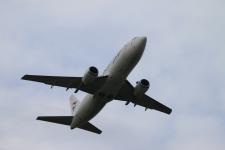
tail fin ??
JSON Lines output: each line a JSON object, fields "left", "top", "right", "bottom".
{"left": 69, "top": 95, "right": 80, "bottom": 115}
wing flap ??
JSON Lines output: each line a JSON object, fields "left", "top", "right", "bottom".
{"left": 137, "top": 95, "right": 172, "bottom": 114}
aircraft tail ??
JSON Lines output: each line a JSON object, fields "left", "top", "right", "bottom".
{"left": 36, "top": 116, "right": 102, "bottom": 134}
{"left": 69, "top": 95, "right": 80, "bottom": 115}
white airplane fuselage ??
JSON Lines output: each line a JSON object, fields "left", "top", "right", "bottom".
{"left": 71, "top": 37, "right": 147, "bottom": 129}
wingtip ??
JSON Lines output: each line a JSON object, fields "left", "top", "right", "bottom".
{"left": 21, "top": 75, "right": 28, "bottom": 80}
{"left": 167, "top": 109, "right": 172, "bottom": 115}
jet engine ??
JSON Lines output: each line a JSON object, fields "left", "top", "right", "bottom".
{"left": 82, "top": 66, "right": 99, "bottom": 85}
{"left": 134, "top": 79, "right": 149, "bottom": 97}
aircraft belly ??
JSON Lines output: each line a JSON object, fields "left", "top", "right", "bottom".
{"left": 74, "top": 46, "right": 143, "bottom": 128}
{"left": 109, "top": 51, "right": 141, "bottom": 79}
{"left": 74, "top": 75, "right": 124, "bottom": 127}
{"left": 72, "top": 94, "right": 106, "bottom": 127}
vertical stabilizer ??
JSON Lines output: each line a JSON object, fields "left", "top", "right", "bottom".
{"left": 69, "top": 95, "right": 80, "bottom": 115}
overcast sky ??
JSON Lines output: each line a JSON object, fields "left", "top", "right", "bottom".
{"left": 0, "top": 0, "right": 225, "bottom": 150}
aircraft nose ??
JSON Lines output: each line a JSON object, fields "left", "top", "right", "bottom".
{"left": 137, "top": 36, "right": 147, "bottom": 47}
{"left": 134, "top": 36, "right": 147, "bottom": 53}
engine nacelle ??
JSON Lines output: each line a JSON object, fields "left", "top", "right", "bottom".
{"left": 82, "top": 66, "right": 99, "bottom": 85}
{"left": 134, "top": 79, "right": 149, "bottom": 97}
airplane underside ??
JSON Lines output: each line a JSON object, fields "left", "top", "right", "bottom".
{"left": 21, "top": 36, "right": 172, "bottom": 134}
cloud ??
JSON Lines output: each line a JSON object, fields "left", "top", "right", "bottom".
{"left": 167, "top": 114, "right": 225, "bottom": 150}
{"left": 0, "top": 0, "right": 225, "bottom": 150}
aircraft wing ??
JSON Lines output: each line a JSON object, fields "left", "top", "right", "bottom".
{"left": 115, "top": 80, "right": 172, "bottom": 114}
{"left": 21, "top": 75, "right": 108, "bottom": 94}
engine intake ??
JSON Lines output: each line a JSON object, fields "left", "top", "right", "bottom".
{"left": 134, "top": 79, "right": 149, "bottom": 97}
{"left": 140, "top": 79, "right": 149, "bottom": 87}
{"left": 89, "top": 66, "right": 98, "bottom": 75}
{"left": 82, "top": 66, "right": 99, "bottom": 85}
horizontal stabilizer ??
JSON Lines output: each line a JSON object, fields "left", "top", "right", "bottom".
{"left": 37, "top": 116, "right": 102, "bottom": 134}
{"left": 79, "top": 122, "right": 102, "bottom": 134}
{"left": 37, "top": 116, "right": 72, "bottom": 125}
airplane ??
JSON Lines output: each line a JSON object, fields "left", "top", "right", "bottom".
{"left": 21, "top": 36, "right": 172, "bottom": 134}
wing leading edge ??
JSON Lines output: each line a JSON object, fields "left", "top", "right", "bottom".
{"left": 115, "top": 80, "right": 172, "bottom": 114}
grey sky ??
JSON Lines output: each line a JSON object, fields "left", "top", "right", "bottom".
{"left": 0, "top": 0, "right": 225, "bottom": 150}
